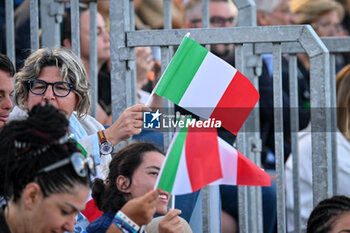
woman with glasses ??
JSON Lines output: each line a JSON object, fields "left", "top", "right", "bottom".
{"left": 307, "top": 195, "right": 350, "bottom": 233}
{"left": 11, "top": 47, "right": 149, "bottom": 180}
{"left": 86, "top": 142, "right": 192, "bottom": 233}
{"left": 0, "top": 103, "right": 160, "bottom": 233}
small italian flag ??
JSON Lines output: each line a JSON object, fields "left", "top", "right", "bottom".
{"left": 154, "top": 122, "right": 271, "bottom": 195}
{"left": 152, "top": 36, "right": 259, "bottom": 135}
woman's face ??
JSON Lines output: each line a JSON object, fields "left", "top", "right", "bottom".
{"left": 329, "top": 212, "right": 350, "bottom": 233}
{"left": 312, "top": 10, "right": 342, "bottom": 37}
{"left": 25, "top": 185, "right": 90, "bottom": 233}
{"left": 128, "top": 151, "right": 169, "bottom": 215}
{"left": 24, "top": 66, "right": 78, "bottom": 118}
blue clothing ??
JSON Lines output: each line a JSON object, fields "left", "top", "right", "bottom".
{"left": 86, "top": 211, "right": 115, "bottom": 233}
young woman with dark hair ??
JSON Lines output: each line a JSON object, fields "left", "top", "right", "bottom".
{"left": 0, "top": 104, "right": 94, "bottom": 233}
{"left": 87, "top": 142, "right": 192, "bottom": 233}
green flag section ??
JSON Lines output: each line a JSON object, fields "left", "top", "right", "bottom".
{"left": 153, "top": 36, "right": 259, "bottom": 135}
{"left": 155, "top": 123, "right": 271, "bottom": 195}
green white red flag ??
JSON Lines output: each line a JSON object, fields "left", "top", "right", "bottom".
{"left": 155, "top": 122, "right": 271, "bottom": 195}
{"left": 152, "top": 36, "right": 259, "bottom": 135}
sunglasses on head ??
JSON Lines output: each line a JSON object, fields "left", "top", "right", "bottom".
{"left": 37, "top": 152, "right": 96, "bottom": 177}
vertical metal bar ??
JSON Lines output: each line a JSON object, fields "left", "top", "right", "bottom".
{"left": 289, "top": 54, "right": 301, "bottom": 233}
{"left": 163, "top": 0, "right": 172, "bottom": 29}
{"left": 160, "top": 46, "right": 173, "bottom": 150}
{"left": 309, "top": 53, "right": 332, "bottom": 206}
{"left": 329, "top": 54, "right": 337, "bottom": 194}
{"left": 202, "top": 186, "right": 221, "bottom": 233}
{"left": 30, "top": 0, "right": 39, "bottom": 51}
{"left": 128, "top": 0, "right": 137, "bottom": 106}
{"left": 5, "top": 0, "right": 15, "bottom": 64}
{"left": 273, "top": 43, "right": 286, "bottom": 233}
{"left": 110, "top": 0, "right": 127, "bottom": 121}
{"left": 122, "top": 0, "right": 134, "bottom": 107}
{"left": 89, "top": 2, "right": 98, "bottom": 118}
{"left": 201, "top": 0, "right": 209, "bottom": 28}
{"left": 234, "top": 0, "right": 256, "bottom": 27}
{"left": 235, "top": 43, "right": 249, "bottom": 233}
{"left": 162, "top": 0, "right": 174, "bottom": 149}
{"left": 40, "top": 0, "right": 61, "bottom": 48}
{"left": 70, "top": 0, "right": 80, "bottom": 57}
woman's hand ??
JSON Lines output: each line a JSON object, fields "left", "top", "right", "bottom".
{"left": 104, "top": 104, "right": 151, "bottom": 145}
{"left": 158, "top": 209, "right": 184, "bottom": 233}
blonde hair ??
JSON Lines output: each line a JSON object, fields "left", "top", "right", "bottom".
{"left": 14, "top": 47, "right": 90, "bottom": 118}
{"left": 290, "top": 0, "right": 344, "bottom": 24}
{"left": 336, "top": 64, "right": 350, "bottom": 141}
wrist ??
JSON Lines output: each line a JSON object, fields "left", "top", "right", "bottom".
{"left": 103, "top": 128, "right": 120, "bottom": 146}
{"left": 113, "top": 211, "right": 140, "bottom": 233}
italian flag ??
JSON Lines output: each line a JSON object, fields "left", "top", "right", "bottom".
{"left": 153, "top": 36, "right": 259, "bottom": 135}
{"left": 155, "top": 122, "right": 271, "bottom": 195}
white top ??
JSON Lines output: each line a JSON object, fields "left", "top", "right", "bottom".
{"left": 285, "top": 127, "right": 350, "bottom": 232}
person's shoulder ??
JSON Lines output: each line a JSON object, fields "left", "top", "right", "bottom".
{"left": 86, "top": 211, "right": 115, "bottom": 233}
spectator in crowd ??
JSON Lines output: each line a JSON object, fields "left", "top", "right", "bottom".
{"left": 285, "top": 64, "right": 350, "bottom": 232}
{"left": 290, "top": 0, "right": 345, "bottom": 70}
{"left": 255, "top": 0, "right": 310, "bottom": 167}
{"left": 0, "top": 53, "right": 15, "bottom": 130}
{"left": 307, "top": 195, "right": 350, "bottom": 233}
{"left": 62, "top": 7, "right": 113, "bottom": 125}
{"left": 9, "top": 47, "right": 148, "bottom": 230}
{"left": 183, "top": 1, "right": 276, "bottom": 233}
{"left": 97, "top": 0, "right": 183, "bottom": 30}
{"left": 87, "top": 142, "right": 192, "bottom": 233}
{"left": 0, "top": 103, "right": 161, "bottom": 233}
{"left": 0, "top": 104, "right": 94, "bottom": 233}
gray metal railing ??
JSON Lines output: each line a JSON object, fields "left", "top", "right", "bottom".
{"left": 4, "top": 0, "right": 349, "bottom": 232}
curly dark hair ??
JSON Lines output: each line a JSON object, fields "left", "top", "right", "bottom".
{"left": 0, "top": 104, "right": 91, "bottom": 203}
{"left": 307, "top": 195, "right": 350, "bottom": 233}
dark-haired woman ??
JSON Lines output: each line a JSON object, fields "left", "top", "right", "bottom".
{"left": 0, "top": 104, "right": 94, "bottom": 232}
{"left": 86, "top": 142, "right": 192, "bottom": 233}
{"left": 307, "top": 195, "right": 350, "bottom": 233}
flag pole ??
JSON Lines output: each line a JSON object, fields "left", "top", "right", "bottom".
{"left": 171, "top": 194, "right": 175, "bottom": 210}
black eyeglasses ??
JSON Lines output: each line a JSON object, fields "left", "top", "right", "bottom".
{"left": 27, "top": 79, "right": 75, "bottom": 97}
{"left": 37, "top": 152, "right": 96, "bottom": 177}
{"left": 190, "top": 16, "right": 234, "bottom": 27}
{"left": 210, "top": 16, "right": 234, "bottom": 27}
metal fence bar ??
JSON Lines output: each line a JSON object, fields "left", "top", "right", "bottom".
{"left": 255, "top": 37, "right": 350, "bottom": 54}
{"left": 289, "top": 54, "right": 301, "bottom": 233}
{"left": 233, "top": 0, "right": 256, "bottom": 27}
{"left": 110, "top": 0, "right": 129, "bottom": 121}
{"left": 201, "top": 0, "right": 209, "bottom": 28}
{"left": 29, "top": 0, "right": 39, "bottom": 51}
{"left": 89, "top": 1, "right": 98, "bottom": 118}
{"left": 5, "top": 0, "right": 15, "bottom": 64}
{"left": 236, "top": 43, "right": 250, "bottom": 233}
{"left": 126, "top": 26, "right": 307, "bottom": 46}
{"left": 329, "top": 54, "right": 337, "bottom": 194}
{"left": 300, "top": 27, "right": 332, "bottom": 205}
{"left": 124, "top": 0, "right": 135, "bottom": 107}
{"left": 70, "top": 0, "right": 80, "bottom": 57}
{"left": 40, "top": 0, "right": 62, "bottom": 47}
{"left": 273, "top": 43, "right": 286, "bottom": 233}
